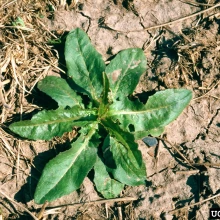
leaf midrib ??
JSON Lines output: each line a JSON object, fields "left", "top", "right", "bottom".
{"left": 108, "top": 104, "right": 171, "bottom": 116}
{"left": 14, "top": 109, "right": 97, "bottom": 127}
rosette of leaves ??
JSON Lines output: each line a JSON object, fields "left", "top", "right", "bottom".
{"left": 9, "top": 28, "right": 192, "bottom": 204}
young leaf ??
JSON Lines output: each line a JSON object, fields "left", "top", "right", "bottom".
{"left": 105, "top": 48, "right": 147, "bottom": 100}
{"left": 65, "top": 28, "right": 106, "bottom": 100}
{"left": 94, "top": 157, "right": 124, "bottom": 199}
{"left": 107, "top": 89, "right": 192, "bottom": 139}
{"left": 37, "top": 76, "right": 82, "bottom": 108}
{"left": 9, "top": 107, "right": 97, "bottom": 140}
{"left": 100, "top": 71, "right": 110, "bottom": 105}
{"left": 101, "top": 119, "right": 146, "bottom": 186}
{"left": 98, "top": 72, "right": 110, "bottom": 117}
{"left": 34, "top": 123, "right": 99, "bottom": 204}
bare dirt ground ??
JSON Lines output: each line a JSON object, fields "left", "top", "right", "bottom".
{"left": 0, "top": 0, "right": 220, "bottom": 219}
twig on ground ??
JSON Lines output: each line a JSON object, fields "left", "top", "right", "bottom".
{"left": 49, "top": 197, "right": 138, "bottom": 209}
{"left": 0, "top": 24, "right": 34, "bottom": 31}
{"left": 36, "top": 18, "right": 58, "bottom": 39}
{"left": 0, "top": 190, "right": 38, "bottom": 220}
{"left": 0, "top": 78, "right": 10, "bottom": 109}
{"left": 0, "top": 128, "right": 15, "bottom": 158}
{"left": 16, "top": 141, "right": 21, "bottom": 188}
{"left": 157, "top": 137, "right": 196, "bottom": 169}
{"left": 18, "top": 30, "right": 28, "bottom": 61}
{"left": 43, "top": 207, "right": 61, "bottom": 217}
{"left": 118, "top": 206, "right": 123, "bottom": 220}
{"left": 180, "top": 0, "right": 214, "bottom": 7}
{"left": 193, "top": 80, "right": 220, "bottom": 101}
{"left": 0, "top": 0, "right": 17, "bottom": 9}
{"left": 192, "top": 162, "right": 220, "bottom": 168}
{"left": 105, "top": 204, "right": 108, "bottom": 218}
{"left": 28, "top": 66, "right": 50, "bottom": 92}
{"left": 10, "top": 55, "right": 30, "bottom": 94}
{"left": 39, "top": 56, "right": 65, "bottom": 74}
{"left": 37, "top": 201, "right": 49, "bottom": 220}
{"left": 175, "top": 170, "right": 199, "bottom": 175}
{"left": 209, "top": 95, "right": 220, "bottom": 100}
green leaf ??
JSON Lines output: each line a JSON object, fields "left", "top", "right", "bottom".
{"left": 108, "top": 89, "right": 192, "bottom": 138}
{"left": 94, "top": 157, "right": 124, "bottom": 199}
{"left": 101, "top": 119, "right": 146, "bottom": 186}
{"left": 65, "top": 28, "right": 106, "bottom": 100}
{"left": 34, "top": 123, "right": 99, "bottom": 204}
{"left": 105, "top": 48, "right": 147, "bottom": 100}
{"left": 102, "top": 135, "right": 146, "bottom": 186}
{"left": 9, "top": 107, "right": 97, "bottom": 140}
{"left": 98, "top": 72, "right": 110, "bottom": 117}
{"left": 37, "top": 76, "right": 82, "bottom": 108}
{"left": 100, "top": 71, "right": 110, "bottom": 105}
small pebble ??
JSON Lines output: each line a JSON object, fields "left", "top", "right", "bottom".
{"left": 142, "top": 136, "right": 158, "bottom": 147}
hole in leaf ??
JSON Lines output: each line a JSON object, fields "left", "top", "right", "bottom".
{"left": 78, "top": 92, "right": 91, "bottom": 107}
{"left": 128, "top": 124, "right": 135, "bottom": 132}
{"left": 135, "top": 90, "right": 157, "bottom": 104}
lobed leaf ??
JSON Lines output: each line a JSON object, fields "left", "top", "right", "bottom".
{"left": 65, "top": 28, "right": 106, "bottom": 100}
{"left": 107, "top": 89, "right": 192, "bottom": 139}
{"left": 9, "top": 106, "right": 97, "bottom": 140}
{"left": 37, "top": 76, "right": 82, "bottom": 108}
{"left": 34, "top": 123, "right": 99, "bottom": 204}
{"left": 94, "top": 157, "right": 124, "bottom": 199}
{"left": 101, "top": 119, "right": 146, "bottom": 186}
{"left": 105, "top": 48, "right": 147, "bottom": 100}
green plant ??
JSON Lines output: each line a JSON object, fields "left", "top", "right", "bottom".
{"left": 9, "top": 28, "right": 192, "bottom": 204}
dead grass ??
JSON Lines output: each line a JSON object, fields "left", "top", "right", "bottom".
{"left": 0, "top": 0, "right": 61, "bottom": 219}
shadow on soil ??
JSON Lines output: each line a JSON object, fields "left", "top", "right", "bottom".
{"left": 14, "top": 142, "right": 71, "bottom": 204}
{"left": 173, "top": 172, "right": 211, "bottom": 219}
